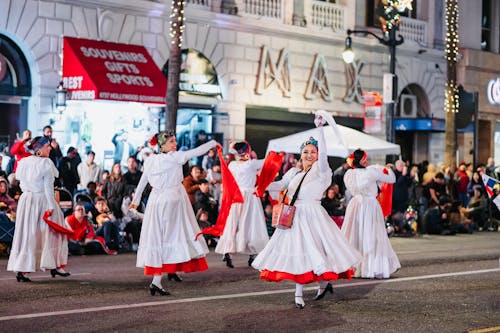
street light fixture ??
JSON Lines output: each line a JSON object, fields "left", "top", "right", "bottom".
{"left": 342, "top": 27, "right": 404, "bottom": 144}
{"left": 55, "top": 80, "right": 67, "bottom": 112}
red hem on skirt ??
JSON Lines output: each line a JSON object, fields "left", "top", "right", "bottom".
{"left": 259, "top": 268, "right": 355, "bottom": 284}
{"left": 144, "top": 257, "right": 208, "bottom": 276}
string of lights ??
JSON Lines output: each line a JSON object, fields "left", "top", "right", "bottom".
{"left": 445, "top": 0, "right": 459, "bottom": 113}
{"left": 169, "top": 0, "right": 186, "bottom": 48}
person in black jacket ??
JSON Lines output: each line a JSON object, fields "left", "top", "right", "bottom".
{"left": 58, "top": 147, "right": 81, "bottom": 195}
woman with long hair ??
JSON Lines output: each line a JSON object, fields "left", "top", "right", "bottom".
{"left": 130, "top": 130, "right": 218, "bottom": 296}
{"left": 102, "top": 162, "right": 128, "bottom": 219}
{"left": 341, "top": 149, "right": 400, "bottom": 279}
{"left": 252, "top": 110, "right": 361, "bottom": 309}
{"left": 7, "top": 136, "right": 71, "bottom": 281}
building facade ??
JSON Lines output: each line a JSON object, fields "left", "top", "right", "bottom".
{"left": 0, "top": 0, "right": 498, "bottom": 167}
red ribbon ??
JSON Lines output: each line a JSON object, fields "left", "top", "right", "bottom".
{"left": 196, "top": 146, "right": 244, "bottom": 239}
{"left": 43, "top": 210, "right": 75, "bottom": 236}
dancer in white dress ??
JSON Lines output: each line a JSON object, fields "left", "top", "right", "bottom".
{"left": 7, "top": 136, "right": 71, "bottom": 282}
{"left": 252, "top": 110, "right": 362, "bottom": 309}
{"left": 215, "top": 141, "right": 269, "bottom": 268}
{"left": 341, "top": 149, "right": 401, "bottom": 279}
{"left": 130, "top": 130, "right": 218, "bottom": 296}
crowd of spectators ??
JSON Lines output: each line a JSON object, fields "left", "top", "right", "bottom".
{"left": 1, "top": 127, "right": 500, "bottom": 258}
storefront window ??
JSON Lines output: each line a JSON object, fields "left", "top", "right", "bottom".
{"left": 54, "top": 100, "right": 160, "bottom": 171}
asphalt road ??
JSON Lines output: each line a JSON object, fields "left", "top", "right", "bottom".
{"left": 1, "top": 232, "right": 499, "bottom": 333}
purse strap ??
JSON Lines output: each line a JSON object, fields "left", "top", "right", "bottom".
{"left": 289, "top": 168, "right": 311, "bottom": 206}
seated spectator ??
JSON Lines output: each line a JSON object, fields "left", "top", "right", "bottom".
{"left": 0, "top": 178, "right": 17, "bottom": 215}
{"left": 193, "top": 179, "right": 218, "bottom": 224}
{"left": 7, "top": 173, "right": 22, "bottom": 202}
{"left": 196, "top": 209, "right": 217, "bottom": 248}
{"left": 206, "top": 162, "right": 222, "bottom": 206}
{"left": 121, "top": 190, "right": 144, "bottom": 252}
{"left": 465, "top": 185, "right": 488, "bottom": 231}
{"left": 321, "top": 184, "right": 345, "bottom": 228}
{"left": 448, "top": 201, "right": 473, "bottom": 234}
{"left": 202, "top": 148, "right": 217, "bottom": 171}
{"left": 424, "top": 172, "right": 448, "bottom": 208}
{"left": 183, "top": 165, "right": 203, "bottom": 205}
{"left": 93, "top": 196, "right": 121, "bottom": 251}
{"left": 263, "top": 203, "right": 274, "bottom": 238}
{"left": 66, "top": 204, "right": 116, "bottom": 255}
{"left": 0, "top": 205, "right": 15, "bottom": 254}
{"left": 423, "top": 195, "right": 456, "bottom": 235}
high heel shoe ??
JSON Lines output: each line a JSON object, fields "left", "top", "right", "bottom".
{"left": 167, "top": 273, "right": 182, "bottom": 282}
{"left": 50, "top": 269, "right": 71, "bottom": 278}
{"left": 248, "top": 254, "right": 256, "bottom": 267}
{"left": 295, "top": 296, "right": 305, "bottom": 309}
{"left": 313, "top": 283, "right": 333, "bottom": 301}
{"left": 222, "top": 253, "right": 234, "bottom": 268}
{"left": 16, "top": 272, "right": 31, "bottom": 282}
{"left": 149, "top": 284, "right": 170, "bottom": 296}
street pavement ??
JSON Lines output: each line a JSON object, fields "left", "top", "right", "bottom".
{"left": 0, "top": 231, "right": 499, "bottom": 332}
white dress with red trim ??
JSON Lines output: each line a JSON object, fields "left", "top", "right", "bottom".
{"left": 7, "top": 156, "right": 69, "bottom": 273}
{"left": 215, "top": 159, "right": 269, "bottom": 255}
{"left": 252, "top": 130, "right": 361, "bottom": 284}
{"left": 132, "top": 140, "right": 217, "bottom": 276}
{"left": 342, "top": 166, "right": 401, "bottom": 279}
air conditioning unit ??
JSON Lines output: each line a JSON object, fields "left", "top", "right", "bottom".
{"left": 400, "top": 94, "right": 418, "bottom": 118}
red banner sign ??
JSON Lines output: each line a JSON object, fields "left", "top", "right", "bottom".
{"left": 62, "top": 37, "right": 167, "bottom": 104}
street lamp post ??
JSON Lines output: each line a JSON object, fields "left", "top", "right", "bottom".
{"left": 342, "top": 27, "right": 404, "bottom": 143}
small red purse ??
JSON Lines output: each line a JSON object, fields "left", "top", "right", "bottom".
{"left": 271, "top": 169, "right": 310, "bottom": 229}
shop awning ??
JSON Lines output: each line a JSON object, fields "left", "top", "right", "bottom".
{"left": 62, "top": 37, "right": 167, "bottom": 104}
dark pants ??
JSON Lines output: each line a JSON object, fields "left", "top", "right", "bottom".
{"left": 124, "top": 221, "right": 142, "bottom": 244}
{"left": 96, "top": 221, "right": 120, "bottom": 250}
{"left": 68, "top": 240, "right": 107, "bottom": 255}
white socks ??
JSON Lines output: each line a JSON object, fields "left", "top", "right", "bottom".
{"left": 152, "top": 275, "right": 163, "bottom": 288}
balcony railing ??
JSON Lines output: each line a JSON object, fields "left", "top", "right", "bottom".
{"left": 399, "top": 17, "right": 428, "bottom": 46}
{"left": 241, "top": 0, "right": 282, "bottom": 20}
{"left": 310, "top": 0, "right": 344, "bottom": 32}
{"left": 186, "top": 0, "right": 211, "bottom": 8}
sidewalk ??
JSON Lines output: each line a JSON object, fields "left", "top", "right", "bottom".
{"left": 391, "top": 231, "right": 500, "bottom": 265}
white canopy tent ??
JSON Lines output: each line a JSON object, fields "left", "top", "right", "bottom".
{"left": 266, "top": 125, "right": 401, "bottom": 157}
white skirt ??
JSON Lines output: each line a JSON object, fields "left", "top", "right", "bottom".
{"left": 215, "top": 191, "right": 269, "bottom": 255}
{"left": 342, "top": 195, "right": 401, "bottom": 278}
{"left": 252, "top": 200, "right": 361, "bottom": 283}
{"left": 136, "top": 185, "right": 208, "bottom": 270}
{"left": 7, "top": 192, "right": 68, "bottom": 273}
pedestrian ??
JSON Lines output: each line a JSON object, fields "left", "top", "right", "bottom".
{"left": 341, "top": 149, "right": 400, "bottom": 279}
{"left": 252, "top": 110, "right": 361, "bottom": 309}
{"left": 129, "top": 130, "right": 218, "bottom": 296}
{"left": 77, "top": 150, "right": 101, "bottom": 190}
{"left": 7, "top": 136, "right": 71, "bottom": 282}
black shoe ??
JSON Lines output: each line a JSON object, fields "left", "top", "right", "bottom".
{"left": 248, "top": 254, "right": 256, "bottom": 267}
{"left": 223, "top": 253, "right": 234, "bottom": 268}
{"left": 50, "top": 269, "right": 71, "bottom": 278}
{"left": 167, "top": 273, "right": 182, "bottom": 282}
{"left": 295, "top": 296, "right": 305, "bottom": 309}
{"left": 16, "top": 272, "right": 31, "bottom": 282}
{"left": 314, "top": 283, "right": 333, "bottom": 301}
{"left": 149, "top": 284, "right": 170, "bottom": 296}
